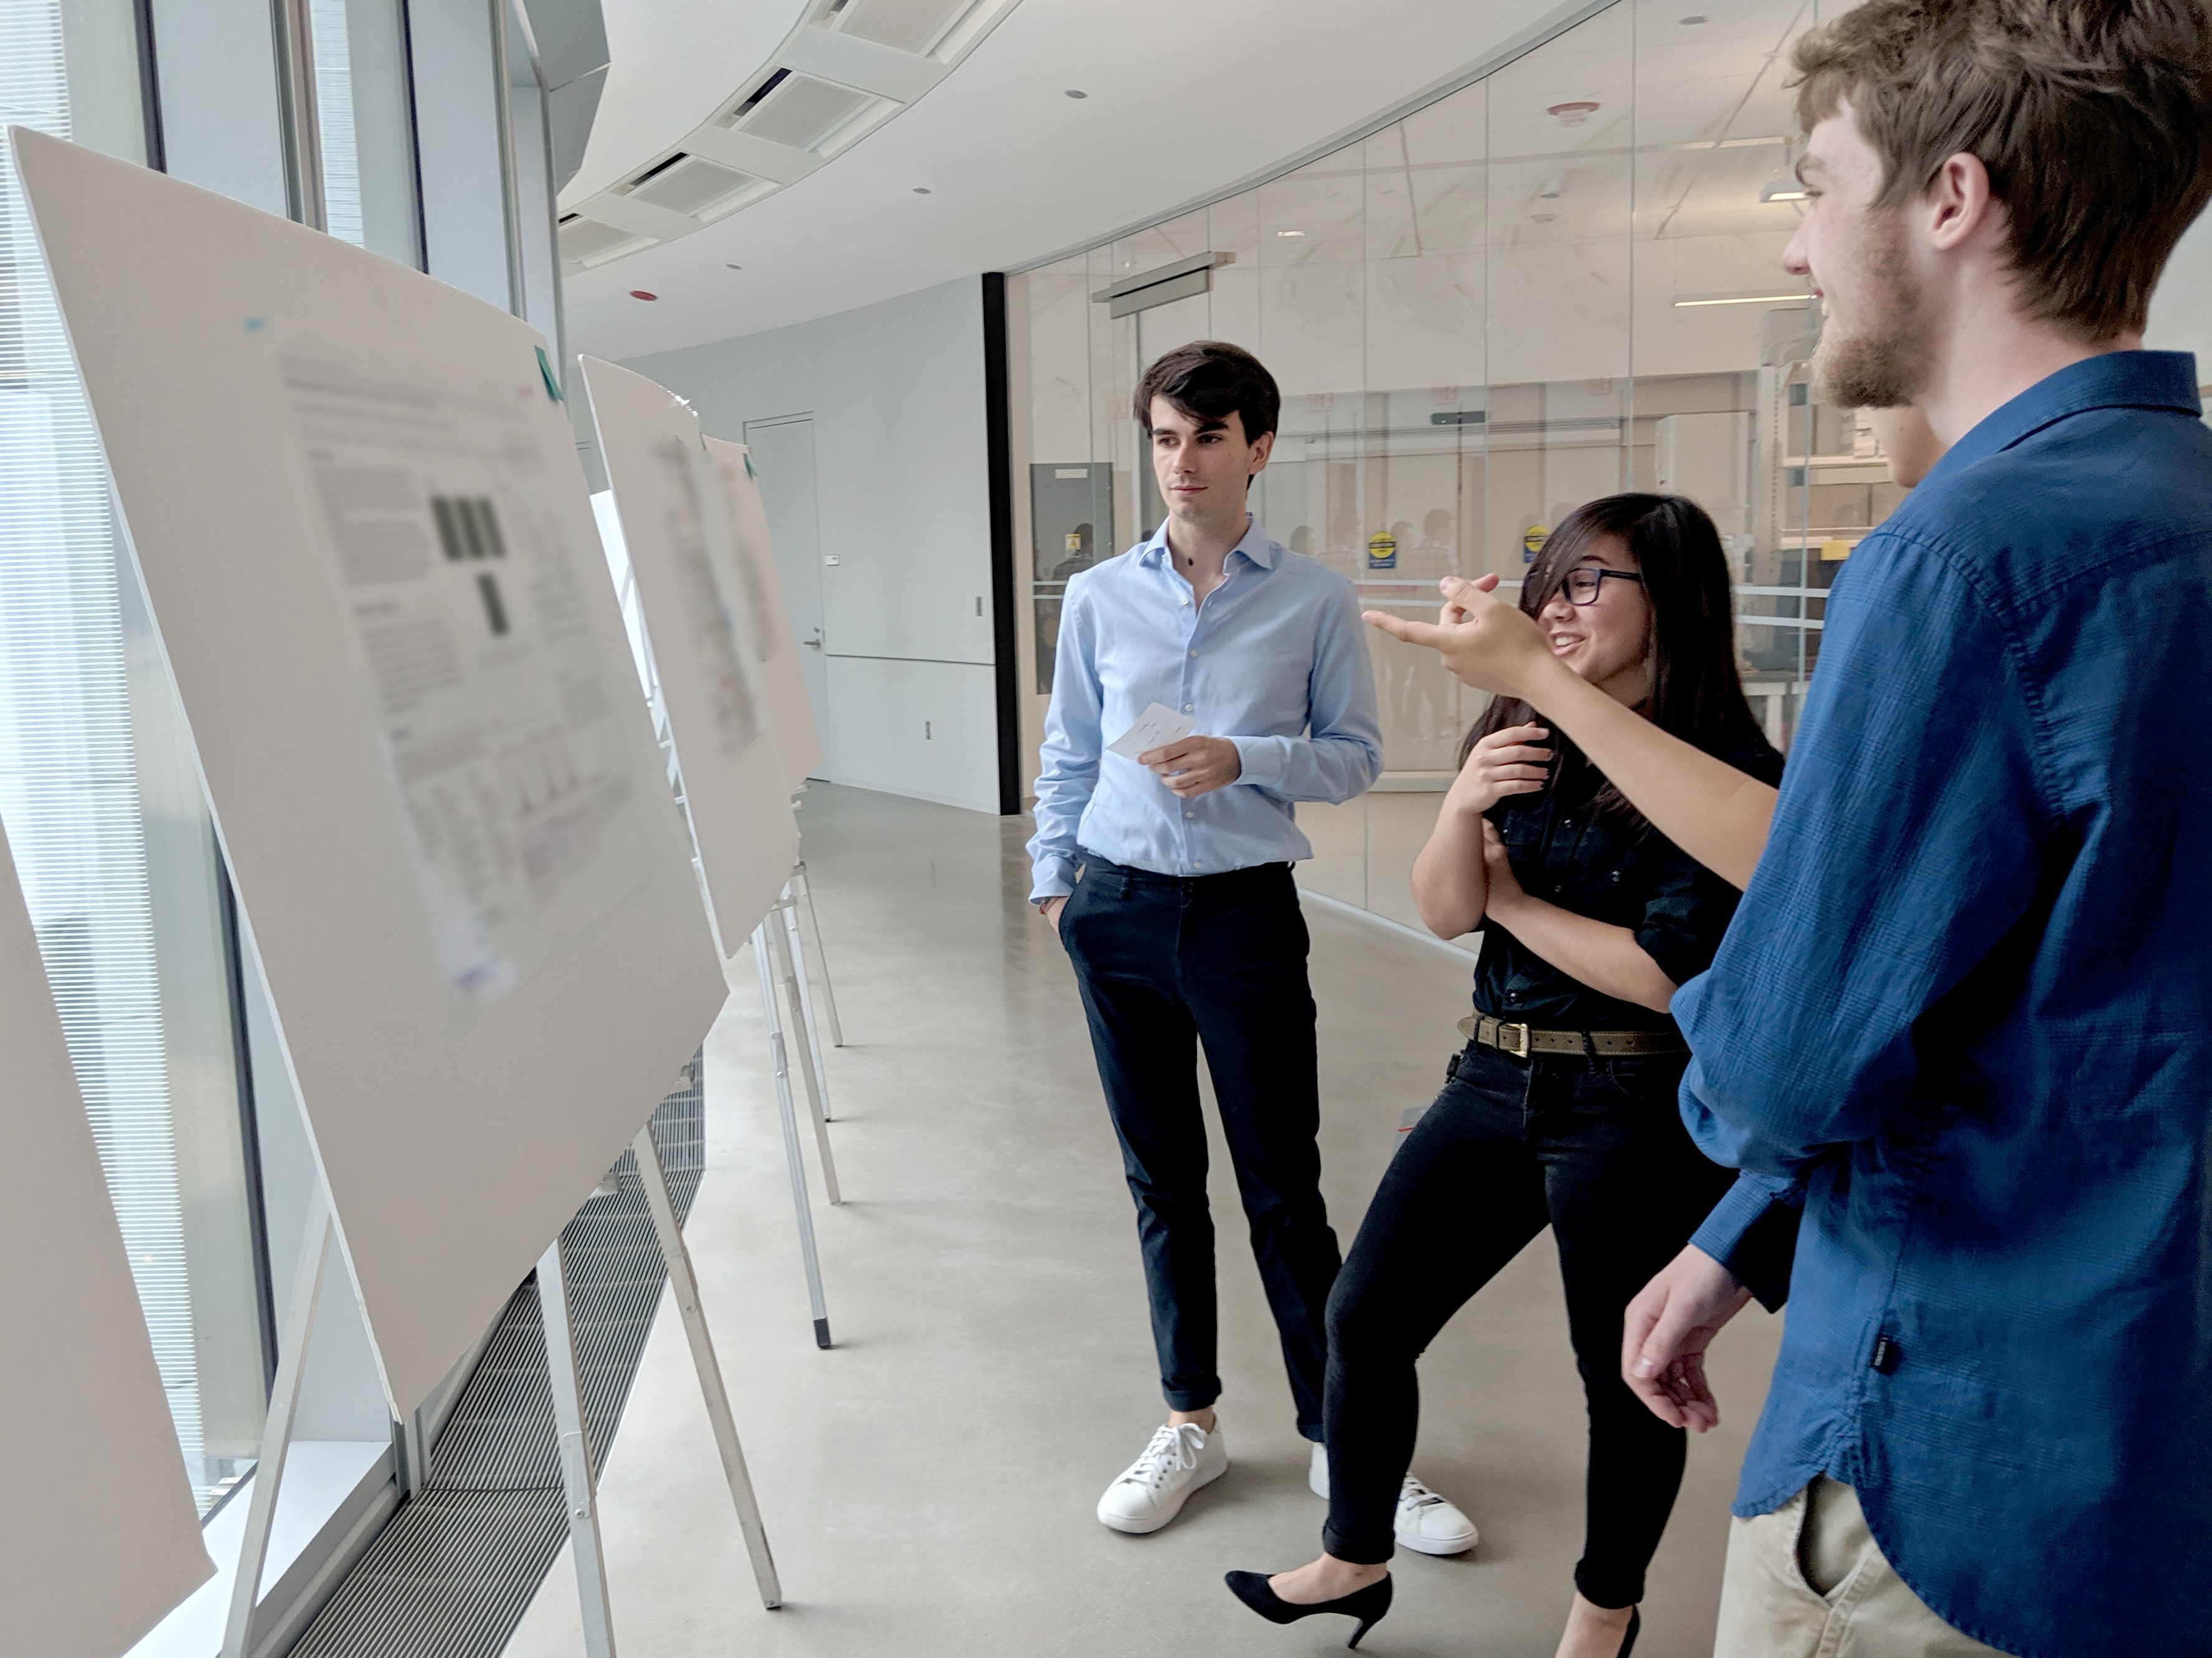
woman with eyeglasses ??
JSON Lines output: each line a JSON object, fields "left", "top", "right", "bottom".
{"left": 1226, "top": 494, "right": 1782, "bottom": 1658}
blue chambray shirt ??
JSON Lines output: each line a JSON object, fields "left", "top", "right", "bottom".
{"left": 1026, "top": 514, "right": 1381, "bottom": 902}
{"left": 1675, "top": 352, "right": 2212, "bottom": 1658}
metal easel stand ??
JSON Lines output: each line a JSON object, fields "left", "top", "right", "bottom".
{"left": 752, "top": 923, "right": 836, "bottom": 1349}
{"left": 774, "top": 880, "right": 836, "bottom": 1124}
{"left": 763, "top": 907, "right": 840, "bottom": 1203}
{"left": 788, "top": 857, "right": 843, "bottom": 1047}
{"left": 221, "top": 1190, "right": 334, "bottom": 1658}
{"left": 533, "top": 1124, "right": 787, "bottom": 1658}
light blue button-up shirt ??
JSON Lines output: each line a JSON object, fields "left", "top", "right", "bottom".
{"left": 1026, "top": 514, "right": 1381, "bottom": 903}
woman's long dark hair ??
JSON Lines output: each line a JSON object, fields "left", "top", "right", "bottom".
{"left": 1460, "top": 493, "right": 1765, "bottom": 825}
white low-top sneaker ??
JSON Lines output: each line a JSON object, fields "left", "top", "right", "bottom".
{"left": 1097, "top": 1421, "right": 1228, "bottom": 1534}
{"left": 1394, "top": 1475, "right": 1479, "bottom": 1556}
{"left": 1308, "top": 1449, "right": 1479, "bottom": 1557}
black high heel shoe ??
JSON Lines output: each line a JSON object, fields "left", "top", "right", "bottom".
{"left": 1224, "top": 1570, "right": 1393, "bottom": 1649}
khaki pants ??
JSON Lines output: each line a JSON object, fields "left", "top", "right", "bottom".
{"left": 1713, "top": 1478, "right": 2016, "bottom": 1658}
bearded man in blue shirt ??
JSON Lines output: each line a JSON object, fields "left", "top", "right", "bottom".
{"left": 1031, "top": 343, "right": 1470, "bottom": 1546}
{"left": 1368, "top": 2, "right": 2212, "bottom": 1652}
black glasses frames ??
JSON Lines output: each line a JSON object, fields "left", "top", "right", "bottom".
{"left": 1560, "top": 568, "right": 1646, "bottom": 606}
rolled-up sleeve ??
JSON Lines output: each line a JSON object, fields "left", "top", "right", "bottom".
{"left": 1229, "top": 577, "right": 1382, "bottom": 803}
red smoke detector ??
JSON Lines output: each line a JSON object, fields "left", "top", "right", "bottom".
{"left": 1548, "top": 101, "right": 1601, "bottom": 125}
{"left": 629, "top": 290, "right": 658, "bottom": 301}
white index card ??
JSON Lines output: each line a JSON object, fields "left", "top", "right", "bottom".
{"left": 1107, "top": 702, "right": 1199, "bottom": 760}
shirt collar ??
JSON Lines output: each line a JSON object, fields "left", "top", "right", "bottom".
{"left": 1137, "top": 512, "right": 1279, "bottom": 571}
{"left": 1926, "top": 349, "right": 2201, "bottom": 484}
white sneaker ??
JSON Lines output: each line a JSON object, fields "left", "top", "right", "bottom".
{"left": 1097, "top": 1421, "right": 1228, "bottom": 1534}
{"left": 1395, "top": 1474, "right": 1479, "bottom": 1556}
{"left": 1308, "top": 1447, "right": 1479, "bottom": 1557}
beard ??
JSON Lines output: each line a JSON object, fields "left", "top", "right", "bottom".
{"left": 1810, "top": 207, "right": 1929, "bottom": 409}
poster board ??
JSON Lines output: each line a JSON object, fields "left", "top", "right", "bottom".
{"left": 579, "top": 357, "right": 795, "bottom": 955}
{"left": 13, "top": 128, "right": 726, "bottom": 1415}
{"left": 704, "top": 435, "right": 825, "bottom": 789}
{"left": 0, "top": 820, "right": 215, "bottom": 1657}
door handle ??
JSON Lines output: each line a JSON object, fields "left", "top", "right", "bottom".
{"left": 803, "top": 628, "right": 824, "bottom": 651}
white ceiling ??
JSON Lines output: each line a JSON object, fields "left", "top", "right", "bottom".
{"left": 562, "top": 0, "right": 1587, "bottom": 360}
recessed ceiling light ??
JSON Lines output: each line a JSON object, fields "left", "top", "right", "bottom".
{"left": 725, "top": 263, "right": 742, "bottom": 271}
{"left": 1530, "top": 212, "right": 1558, "bottom": 224}
{"left": 629, "top": 290, "right": 658, "bottom": 301}
{"left": 1064, "top": 88, "right": 1087, "bottom": 99}
{"left": 1759, "top": 179, "right": 1810, "bottom": 202}
{"left": 1275, "top": 228, "right": 1306, "bottom": 238}
{"left": 912, "top": 186, "right": 932, "bottom": 194}
{"left": 1548, "top": 100, "right": 1601, "bottom": 126}
{"left": 1680, "top": 13, "right": 1709, "bottom": 22}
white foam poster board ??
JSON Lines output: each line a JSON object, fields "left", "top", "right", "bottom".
{"left": 0, "top": 819, "right": 215, "bottom": 1657}
{"left": 579, "top": 358, "right": 796, "bottom": 954}
{"left": 704, "top": 434, "right": 825, "bottom": 789}
{"left": 12, "top": 128, "right": 726, "bottom": 1415}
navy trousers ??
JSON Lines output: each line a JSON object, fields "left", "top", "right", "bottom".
{"left": 1059, "top": 852, "right": 1341, "bottom": 1440}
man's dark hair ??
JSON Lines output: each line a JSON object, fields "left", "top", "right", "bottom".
{"left": 1792, "top": 0, "right": 2212, "bottom": 339}
{"left": 1133, "top": 341, "right": 1280, "bottom": 441}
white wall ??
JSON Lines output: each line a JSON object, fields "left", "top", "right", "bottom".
{"left": 621, "top": 277, "right": 1001, "bottom": 813}
{"left": 2147, "top": 209, "right": 2212, "bottom": 384}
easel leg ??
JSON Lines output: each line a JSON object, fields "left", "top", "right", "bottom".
{"left": 754, "top": 925, "right": 834, "bottom": 1349}
{"left": 538, "top": 1237, "right": 618, "bottom": 1658}
{"left": 221, "top": 1192, "right": 333, "bottom": 1658}
{"left": 631, "top": 1126, "right": 783, "bottom": 1609}
{"left": 768, "top": 910, "right": 841, "bottom": 1204}
{"left": 779, "top": 884, "right": 835, "bottom": 1122}
{"left": 792, "top": 859, "right": 843, "bottom": 1047}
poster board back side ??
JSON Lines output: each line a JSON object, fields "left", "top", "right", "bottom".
{"left": 704, "top": 435, "right": 825, "bottom": 790}
{"left": 14, "top": 128, "right": 726, "bottom": 1415}
{"left": 580, "top": 357, "right": 795, "bottom": 953}
{"left": 0, "top": 821, "right": 215, "bottom": 1656}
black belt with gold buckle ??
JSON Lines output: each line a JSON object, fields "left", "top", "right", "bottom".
{"left": 1455, "top": 1012, "right": 1686, "bottom": 1059}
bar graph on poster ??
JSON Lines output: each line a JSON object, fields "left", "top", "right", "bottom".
{"left": 272, "top": 338, "right": 658, "bottom": 1001}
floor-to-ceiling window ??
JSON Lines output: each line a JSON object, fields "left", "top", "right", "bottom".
{"left": 0, "top": 0, "right": 270, "bottom": 1515}
{"left": 1013, "top": 0, "right": 1875, "bottom": 939}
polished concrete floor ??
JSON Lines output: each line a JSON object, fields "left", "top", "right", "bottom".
{"left": 503, "top": 784, "right": 1781, "bottom": 1658}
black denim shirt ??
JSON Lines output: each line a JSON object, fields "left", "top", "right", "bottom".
{"left": 1473, "top": 729, "right": 1784, "bottom": 1031}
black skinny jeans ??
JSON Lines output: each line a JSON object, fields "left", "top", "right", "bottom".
{"left": 1321, "top": 1039, "right": 1736, "bottom": 1608}
{"left": 1060, "top": 853, "right": 1341, "bottom": 1439}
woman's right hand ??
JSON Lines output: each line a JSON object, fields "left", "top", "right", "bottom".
{"left": 1446, "top": 723, "right": 1553, "bottom": 816}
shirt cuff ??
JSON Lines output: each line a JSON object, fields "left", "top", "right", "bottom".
{"left": 1028, "top": 855, "right": 1078, "bottom": 907}
{"left": 1228, "top": 735, "right": 1282, "bottom": 791}
{"left": 1690, "top": 1171, "right": 1804, "bottom": 1312}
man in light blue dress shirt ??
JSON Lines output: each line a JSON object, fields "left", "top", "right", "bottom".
{"left": 1027, "top": 342, "right": 1386, "bottom": 1536}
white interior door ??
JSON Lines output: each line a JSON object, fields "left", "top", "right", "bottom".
{"left": 742, "top": 416, "right": 830, "bottom": 776}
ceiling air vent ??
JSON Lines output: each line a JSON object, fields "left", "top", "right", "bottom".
{"left": 826, "top": 0, "right": 978, "bottom": 54}
{"left": 557, "top": 214, "right": 650, "bottom": 267}
{"left": 731, "top": 70, "right": 884, "bottom": 152}
{"left": 620, "top": 152, "right": 767, "bottom": 220}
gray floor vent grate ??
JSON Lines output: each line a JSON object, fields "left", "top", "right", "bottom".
{"left": 288, "top": 1054, "right": 706, "bottom": 1657}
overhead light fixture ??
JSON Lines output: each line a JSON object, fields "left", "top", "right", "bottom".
{"left": 726, "top": 263, "right": 743, "bottom": 271}
{"left": 1761, "top": 179, "right": 1810, "bottom": 202}
{"left": 912, "top": 186, "right": 932, "bottom": 194}
{"left": 1538, "top": 172, "right": 1566, "bottom": 199}
{"left": 629, "top": 290, "right": 659, "bottom": 301}
{"left": 1548, "top": 100, "right": 1600, "bottom": 126}
{"left": 1680, "top": 12, "right": 1708, "bottom": 22}
{"left": 1275, "top": 228, "right": 1306, "bottom": 238}
{"left": 1530, "top": 212, "right": 1559, "bottom": 224}
{"left": 1064, "top": 88, "right": 1087, "bottom": 99}
{"left": 1673, "top": 290, "right": 1813, "bottom": 307}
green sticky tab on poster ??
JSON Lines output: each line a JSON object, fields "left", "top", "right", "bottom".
{"left": 536, "top": 346, "right": 562, "bottom": 401}
{"left": 743, "top": 451, "right": 757, "bottom": 479}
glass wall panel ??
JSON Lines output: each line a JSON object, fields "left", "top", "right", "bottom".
{"left": 1016, "top": 0, "right": 1850, "bottom": 943}
{"left": 0, "top": 0, "right": 268, "bottom": 1514}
